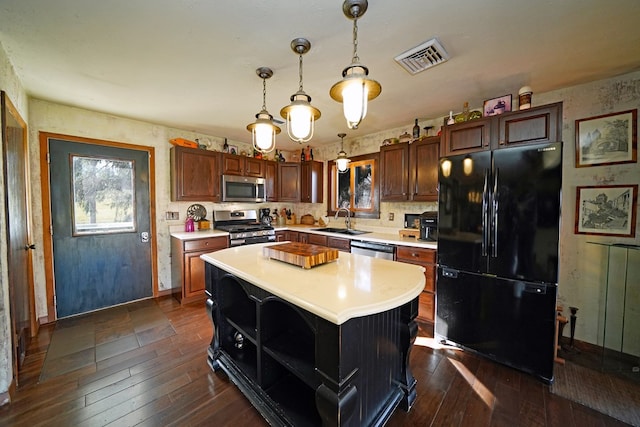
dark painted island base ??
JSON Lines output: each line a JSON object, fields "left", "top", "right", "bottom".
{"left": 205, "top": 264, "right": 418, "bottom": 426}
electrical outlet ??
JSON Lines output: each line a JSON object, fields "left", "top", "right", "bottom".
{"left": 388, "top": 212, "right": 394, "bottom": 221}
{"left": 166, "top": 211, "right": 179, "bottom": 220}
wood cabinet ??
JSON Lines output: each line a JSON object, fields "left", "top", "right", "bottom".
{"left": 396, "top": 245, "right": 436, "bottom": 323}
{"left": 496, "top": 102, "right": 562, "bottom": 148}
{"left": 380, "top": 137, "right": 439, "bottom": 202}
{"left": 409, "top": 136, "right": 440, "bottom": 202}
{"left": 300, "top": 161, "right": 323, "bottom": 203}
{"left": 277, "top": 162, "right": 300, "bottom": 202}
{"left": 306, "top": 233, "right": 326, "bottom": 246}
{"left": 170, "top": 146, "right": 221, "bottom": 201}
{"left": 264, "top": 160, "right": 278, "bottom": 202}
{"left": 327, "top": 236, "right": 350, "bottom": 252}
{"left": 441, "top": 102, "right": 563, "bottom": 156}
{"left": 379, "top": 142, "right": 410, "bottom": 201}
{"left": 221, "top": 152, "right": 264, "bottom": 177}
{"left": 171, "top": 236, "right": 228, "bottom": 304}
{"left": 275, "top": 230, "right": 300, "bottom": 242}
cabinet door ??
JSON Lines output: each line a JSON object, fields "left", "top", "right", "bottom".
{"left": 441, "top": 118, "right": 492, "bottom": 157}
{"left": 264, "top": 160, "right": 278, "bottom": 202}
{"left": 221, "top": 153, "right": 244, "bottom": 175}
{"left": 396, "top": 246, "right": 436, "bottom": 323}
{"left": 307, "top": 233, "right": 327, "bottom": 246}
{"left": 245, "top": 157, "right": 265, "bottom": 178}
{"left": 301, "top": 161, "right": 323, "bottom": 203}
{"left": 379, "top": 142, "right": 410, "bottom": 201}
{"left": 327, "top": 237, "right": 350, "bottom": 252}
{"left": 278, "top": 163, "right": 301, "bottom": 202}
{"left": 297, "top": 232, "right": 308, "bottom": 244}
{"left": 496, "top": 102, "right": 562, "bottom": 148}
{"left": 410, "top": 137, "right": 439, "bottom": 201}
{"left": 184, "top": 251, "right": 207, "bottom": 300}
{"left": 171, "top": 146, "right": 221, "bottom": 201}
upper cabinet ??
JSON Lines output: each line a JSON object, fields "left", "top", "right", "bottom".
{"left": 442, "top": 102, "right": 563, "bottom": 156}
{"left": 264, "top": 160, "right": 278, "bottom": 202}
{"left": 379, "top": 142, "right": 410, "bottom": 201}
{"left": 170, "top": 146, "right": 221, "bottom": 202}
{"left": 301, "top": 161, "right": 323, "bottom": 203}
{"left": 379, "top": 137, "right": 439, "bottom": 202}
{"left": 277, "top": 162, "right": 300, "bottom": 202}
{"left": 410, "top": 136, "right": 440, "bottom": 202}
{"left": 221, "top": 152, "right": 265, "bottom": 177}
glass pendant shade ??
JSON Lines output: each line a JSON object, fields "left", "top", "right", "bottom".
{"left": 281, "top": 38, "right": 320, "bottom": 143}
{"left": 247, "top": 67, "right": 280, "bottom": 153}
{"left": 281, "top": 91, "right": 320, "bottom": 143}
{"left": 336, "top": 133, "right": 350, "bottom": 173}
{"left": 330, "top": 0, "right": 381, "bottom": 130}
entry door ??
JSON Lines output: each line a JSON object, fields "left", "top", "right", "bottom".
{"left": 2, "top": 91, "right": 35, "bottom": 383}
{"left": 48, "top": 138, "right": 152, "bottom": 318}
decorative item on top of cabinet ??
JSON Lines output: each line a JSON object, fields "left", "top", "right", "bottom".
{"left": 171, "top": 235, "right": 228, "bottom": 304}
{"left": 396, "top": 245, "right": 436, "bottom": 324}
{"left": 222, "top": 152, "right": 265, "bottom": 177}
{"left": 170, "top": 146, "right": 221, "bottom": 202}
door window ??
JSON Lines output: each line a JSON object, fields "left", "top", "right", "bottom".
{"left": 71, "top": 155, "right": 136, "bottom": 235}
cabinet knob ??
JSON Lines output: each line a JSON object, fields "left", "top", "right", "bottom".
{"left": 499, "top": 140, "right": 505, "bottom": 145}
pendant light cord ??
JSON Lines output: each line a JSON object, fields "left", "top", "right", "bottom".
{"left": 298, "top": 54, "right": 304, "bottom": 92}
{"left": 352, "top": 18, "right": 360, "bottom": 63}
{"left": 261, "top": 77, "right": 267, "bottom": 111}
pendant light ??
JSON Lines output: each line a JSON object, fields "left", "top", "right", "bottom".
{"left": 280, "top": 38, "right": 321, "bottom": 143}
{"left": 330, "top": 0, "right": 381, "bottom": 130}
{"left": 247, "top": 67, "right": 280, "bottom": 153}
{"left": 336, "top": 133, "right": 351, "bottom": 173}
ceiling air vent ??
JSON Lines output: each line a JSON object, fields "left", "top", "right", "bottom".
{"left": 394, "top": 38, "right": 449, "bottom": 75}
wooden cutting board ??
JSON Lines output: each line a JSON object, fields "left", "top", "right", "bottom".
{"left": 263, "top": 242, "right": 339, "bottom": 269}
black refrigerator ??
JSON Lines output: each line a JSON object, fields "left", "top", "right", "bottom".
{"left": 435, "top": 142, "right": 562, "bottom": 383}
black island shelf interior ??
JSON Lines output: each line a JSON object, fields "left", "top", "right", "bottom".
{"left": 202, "top": 243, "right": 426, "bottom": 426}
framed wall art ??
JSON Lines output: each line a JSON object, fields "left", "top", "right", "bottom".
{"left": 575, "top": 109, "right": 637, "bottom": 168}
{"left": 575, "top": 184, "right": 638, "bottom": 237}
{"left": 483, "top": 94, "right": 512, "bottom": 116}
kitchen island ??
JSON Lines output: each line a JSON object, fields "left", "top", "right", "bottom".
{"left": 202, "top": 243, "right": 425, "bottom": 426}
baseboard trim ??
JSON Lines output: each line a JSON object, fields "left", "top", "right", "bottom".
{"left": 0, "top": 377, "right": 16, "bottom": 407}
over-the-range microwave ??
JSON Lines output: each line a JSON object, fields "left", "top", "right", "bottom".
{"left": 222, "top": 174, "right": 266, "bottom": 203}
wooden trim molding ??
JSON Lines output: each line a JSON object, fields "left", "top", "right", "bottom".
{"left": 38, "top": 132, "right": 158, "bottom": 321}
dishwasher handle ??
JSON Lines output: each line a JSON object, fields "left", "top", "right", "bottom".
{"left": 350, "top": 240, "right": 395, "bottom": 254}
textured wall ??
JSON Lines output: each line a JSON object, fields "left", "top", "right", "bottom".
{"left": 0, "top": 40, "right": 29, "bottom": 402}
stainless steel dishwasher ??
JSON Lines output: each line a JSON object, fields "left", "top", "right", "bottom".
{"left": 350, "top": 240, "right": 395, "bottom": 260}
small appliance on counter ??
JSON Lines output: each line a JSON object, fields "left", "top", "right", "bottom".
{"left": 259, "top": 208, "right": 272, "bottom": 226}
{"left": 419, "top": 211, "right": 438, "bottom": 241}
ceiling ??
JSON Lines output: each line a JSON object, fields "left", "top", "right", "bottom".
{"left": 2, "top": 0, "right": 640, "bottom": 151}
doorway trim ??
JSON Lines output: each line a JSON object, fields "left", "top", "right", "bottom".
{"left": 39, "top": 132, "right": 158, "bottom": 322}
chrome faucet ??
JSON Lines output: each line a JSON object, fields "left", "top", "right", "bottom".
{"left": 335, "top": 207, "right": 352, "bottom": 230}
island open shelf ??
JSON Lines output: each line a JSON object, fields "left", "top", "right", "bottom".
{"left": 202, "top": 243, "right": 425, "bottom": 426}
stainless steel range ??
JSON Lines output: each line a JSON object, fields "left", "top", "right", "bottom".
{"left": 214, "top": 210, "right": 275, "bottom": 247}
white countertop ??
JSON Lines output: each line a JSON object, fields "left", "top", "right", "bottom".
{"left": 171, "top": 225, "right": 437, "bottom": 250}
{"left": 201, "top": 243, "right": 425, "bottom": 325}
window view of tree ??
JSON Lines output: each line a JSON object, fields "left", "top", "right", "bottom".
{"left": 72, "top": 155, "right": 136, "bottom": 234}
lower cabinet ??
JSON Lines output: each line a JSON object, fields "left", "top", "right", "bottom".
{"left": 171, "top": 236, "right": 228, "bottom": 304}
{"left": 205, "top": 264, "right": 417, "bottom": 426}
{"left": 396, "top": 246, "right": 436, "bottom": 323}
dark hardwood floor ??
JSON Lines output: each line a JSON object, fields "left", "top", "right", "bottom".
{"left": 0, "top": 296, "right": 632, "bottom": 426}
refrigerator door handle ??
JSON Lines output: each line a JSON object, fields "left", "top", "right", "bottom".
{"left": 491, "top": 167, "right": 499, "bottom": 257}
{"left": 481, "top": 168, "right": 490, "bottom": 256}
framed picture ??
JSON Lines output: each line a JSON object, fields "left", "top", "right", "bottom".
{"left": 483, "top": 94, "right": 512, "bottom": 117}
{"left": 575, "top": 184, "right": 638, "bottom": 237}
{"left": 228, "top": 145, "right": 238, "bottom": 155}
{"left": 575, "top": 109, "right": 637, "bottom": 167}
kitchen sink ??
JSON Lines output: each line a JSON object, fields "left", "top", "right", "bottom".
{"left": 312, "top": 227, "right": 370, "bottom": 235}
